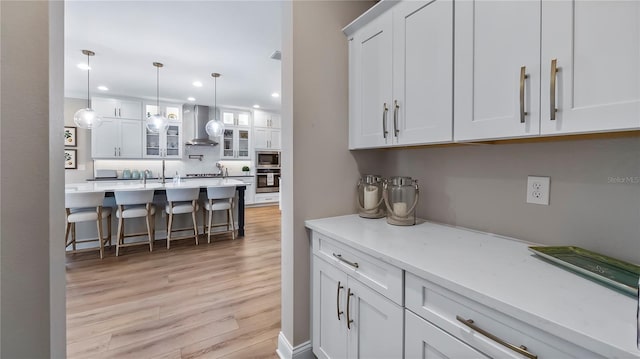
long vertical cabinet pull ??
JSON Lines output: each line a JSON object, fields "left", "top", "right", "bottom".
{"left": 346, "top": 288, "right": 354, "bottom": 329}
{"left": 393, "top": 100, "right": 399, "bottom": 137}
{"left": 550, "top": 59, "right": 559, "bottom": 121}
{"left": 519, "top": 66, "right": 528, "bottom": 123}
{"left": 114, "top": 147, "right": 117, "bottom": 156}
{"left": 336, "top": 281, "right": 344, "bottom": 320}
{"left": 382, "top": 103, "right": 389, "bottom": 139}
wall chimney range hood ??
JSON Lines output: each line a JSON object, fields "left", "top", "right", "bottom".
{"left": 184, "top": 104, "right": 218, "bottom": 146}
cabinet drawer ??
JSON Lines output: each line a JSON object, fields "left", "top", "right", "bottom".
{"left": 312, "top": 233, "right": 402, "bottom": 305}
{"left": 405, "top": 273, "right": 602, "bottom": 359}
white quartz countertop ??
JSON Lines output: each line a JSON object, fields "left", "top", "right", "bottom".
{"left": 305, "top": 215, "right": 640, "bottom": 358}
{"left": 65, "top": 178, "right": 245, "bottom": 193}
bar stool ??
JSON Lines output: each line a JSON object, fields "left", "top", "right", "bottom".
{"left": 203, "top": 186, "right": 236, "bottom": 244}
{"left": 165, "top": 187, "right": 200, "bottom": 249}
{"left": 65, "top": 191, "right": 112, "bottom": 259}
{"left": 114, "top": 189, "right": 156, "bottom": 256}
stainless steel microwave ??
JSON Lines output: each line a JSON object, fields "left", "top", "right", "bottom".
{"left": 256, "top": 151, "right": 280, "bottom": 168}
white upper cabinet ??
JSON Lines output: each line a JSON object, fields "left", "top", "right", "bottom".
{"left": 91, "top": 118, "right": 142, "bottom": 158}
{"left": 454, "top": 0, "right": 541, "bottom": 141}
{"left": 222, "top": 109, "right": 251, "bottom": 128}
{"left": 92, "top": 97, "right": 142, "bottom": 120}
{"left": 254, "top": 128, "right": 281, "bottom": 150}
{"left": 392, "top": 0, "right": 453, "bottom": 145}
{"left": 540, "top": 1, "right": 640, "bottom": 135}
{"left": 253, "top": 110, "right": 281, "bottom": 129}
{"left": 348, "top": 0, "right": 453, "bottom": 149}
{"left": 349, "top": 11, "right": 393, "bottom": 149}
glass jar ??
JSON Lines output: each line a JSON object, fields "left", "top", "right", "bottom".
{"left": 383, "top": 176, "right": 419, "bottom": 226}
{"left": 357, "top": 174, "right": 385, "bottom": 218}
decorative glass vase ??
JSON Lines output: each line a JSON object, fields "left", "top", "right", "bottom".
{"left": 357, "top": 175, "right": 385, "bottom": 218}
{"left": 383, "top": 176, "right": 419, "bottom": 226}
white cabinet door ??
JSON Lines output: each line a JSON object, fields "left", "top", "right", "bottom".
{"left": 346, "top": 277, "right": 403, "bottom": 359}
{"left": 91, "top": 118, "right": 119, "bottom": 158}
{"left": 392, "top": 0, "right": 453, "bottom": 145}
{"left": 313, "top": 258, "right": 349, "bottom": 359}
{"left": 92, "top": 97, "right": 141, "bottom": 119}
{"left": 269, "top": 114, "right": 281, "bottom": 129}
{"left": 221, "top": 128, "right": 251, "bottom": 159}
{"left": 269, "top": 129, "right": 281, "bottom": 150}
{"left": 541, "top": 1, "right": 640, "bottom": 135}
{"left": 454, "top": 0, "right": 541, "bottom": 141}
{"left": 254, "top": 128, "right": 280, "bottom": 150}
{"left": 118, "top": 100, "right": 142, "bottom": 120}
{"left": 350, "top": 12, "right": 393, "bottom": 149}
{"left": 253, "top": 110, "right": 269, "bottom": 128}
{"left": 119, "top": 119, "right": 142, "bottom": 158}
{"left": 405, "top": 310, "right": 488, "bottom": 359}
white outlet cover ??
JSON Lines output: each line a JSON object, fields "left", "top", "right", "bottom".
{"left": 527, "top": 176, "right": 550, "bottom": 205}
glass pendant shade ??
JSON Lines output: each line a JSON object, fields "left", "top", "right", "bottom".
{"left": 74, "top": 108, "right": 103, "bottom": 129}
{"left": 146, "top": 114, "right": 169, "bottom": 133}
{"left": 205, "top": 119, "right": 225, "bottom": 137}
{"left": 75, "top": 49, "right": 102, "bottom": 130}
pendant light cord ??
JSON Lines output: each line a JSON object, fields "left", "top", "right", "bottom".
{"left": 86, "top": 52, "right": 91, "bottom": 108}
{"left": 156, "top": 65, "right": 160, "bottom": 109}
{"left": 214, "top": 76, "right": 217, "bottom": 121}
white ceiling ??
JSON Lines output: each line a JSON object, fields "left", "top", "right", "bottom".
{"left": 65, "top": 1, "right": 282, "bottom": 112}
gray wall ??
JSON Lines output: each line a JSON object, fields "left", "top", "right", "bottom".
{"left": 0, "top": 1, "right": 64, "bottom": 357}
{"left": 65, "top": 97, "right": 94, "bottom": 183}
{"left": 281, "top": 0, "right": 376, "bottom": 348}
{"left": 355, "top": 135, "right": 640, "bottom": 264}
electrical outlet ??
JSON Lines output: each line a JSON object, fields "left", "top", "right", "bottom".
{"left": 526, "top": 176, "right": 550, "bottom": 205}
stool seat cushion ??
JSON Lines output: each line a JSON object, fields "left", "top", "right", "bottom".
{"left": 166, "top": 202, "right": 199, "bottom": 215}
{"left": 203, "top": 201, "right": 231, "bottom": 211}
{"left": 67, "top": 207, "right": 112, "bottom": 223}
{"left": 116, "top": 204, "right": 156, "bottom": 219}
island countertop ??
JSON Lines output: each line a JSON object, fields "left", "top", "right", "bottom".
{"left": 306, "top": 214, "right": 640, "bottom": 358}
{"left": 65, "top": 178, "right": 245, "bottom": 193}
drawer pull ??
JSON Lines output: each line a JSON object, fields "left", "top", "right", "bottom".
{"left": 550, "top": 58, "right": 560, "bottom": 121}
{"left": 336, "top": 281, "right": 344, "bottom": 320}
{"left": 332, "top": 253, "right": 359, "bottom": 268}
{"left": 456, "top": 315, "right": 537, "bottom": 359}
{"left": 382, "top": 103, "right": 389, "bottom": 139}
{"left": 346, "top": 288, "right": 354, "bottom": 330}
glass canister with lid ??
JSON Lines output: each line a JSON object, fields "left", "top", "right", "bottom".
{"left": 383, "top": 176, "right": 419, "bottom": 226}
{"left": 357, "top": 174, "right": 385, "bottom": 218}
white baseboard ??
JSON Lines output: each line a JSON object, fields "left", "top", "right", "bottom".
{"left": 276, "top": 332, "right": 313, "bottom": 359}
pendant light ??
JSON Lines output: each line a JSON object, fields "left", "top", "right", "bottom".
{"left": 146, "top": 62, "right": 169, "bottom": 133}
{"left": 205, "top": 72, "right": 225, "bottom": 137}
{"left": 73, "top": 50, "right": 103, "bottom": 129}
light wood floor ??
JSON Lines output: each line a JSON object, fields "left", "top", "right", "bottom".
{"left": 66, "top": 206, "right": 282, "bottom": 359}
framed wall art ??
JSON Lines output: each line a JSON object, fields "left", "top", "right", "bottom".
{"left": 65, "top": 149, "right": 77, "bottom": 169}
{"left": 64, "top": 126, "right": 77, "bottom": 147}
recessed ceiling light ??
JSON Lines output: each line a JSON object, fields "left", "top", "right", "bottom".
{"left": 253, "top": 104, "right": 260, "bottom": 109}
{"left": 271, "top": 92, "right": 280, "bottom": 98}
{"left": 192, "top": 81, "right": 203, "bottom": 87}
{"left": 77, "top": 63, "right": 91, "bottom": 70}
{"left": 97, "top": 85, "right": 109, "bottom": 91}
{"left": 187, "top": 97, "right": 196, "bottom": 102}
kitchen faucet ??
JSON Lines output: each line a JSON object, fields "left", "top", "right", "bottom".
{"left": 143, "top": 169, "right": 151, "bottom": 186}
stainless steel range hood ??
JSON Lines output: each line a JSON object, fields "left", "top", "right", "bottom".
{"left": 184, "top": 104, "right": 218, "bottom": 146}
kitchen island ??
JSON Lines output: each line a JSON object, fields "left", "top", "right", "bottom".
{"left": 65, "top": 178, "right": 247, "bottom": 237}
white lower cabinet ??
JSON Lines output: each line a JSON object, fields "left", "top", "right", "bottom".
{"left": 312, "top": 255, "right": 403, "bottom": 359}
{"left": 405, "top": 310, "right": 487, "bottom": 359}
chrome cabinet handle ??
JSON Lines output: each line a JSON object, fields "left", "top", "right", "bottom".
{"left": 114, "top": 108, "right": 117, "bottom": 117}
{"left": 118, "top": 108, "right": 122, "bottom": 117}
{"left": 382, "top": 103, "right": 389, "bottom": 139}
{"left": 456, "top": 316, "right": 537, "bottom": 359}
{"left": 520, "top": 66, "right": 528, "bottom": 123}
{"left": 346, "top": 288, "right": 354, "bottom": 330}
{"left": 114, "top": 147, "right": 117, "bottom": 156}
{"left": 550, "top": 59, "right": 559, "bottom": 121}
{"left": 336, "top": 281, "right": 344, "bottom": 320}
{"left": 393, "top": 100, "right": 399, "bottom": 137}
{"left": 332, "top": 253, "right": 359, "bottom": 268}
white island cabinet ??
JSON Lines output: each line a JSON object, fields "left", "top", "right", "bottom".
{"left": 306, "top": 215, "right": 640, "bottom": 359}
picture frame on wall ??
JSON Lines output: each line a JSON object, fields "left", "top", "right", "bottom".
{"left": 65, "top": 149, "right": 77, "bottom": 169}
{"left": 64, "top": 126, "right": 77, "bottom": 147}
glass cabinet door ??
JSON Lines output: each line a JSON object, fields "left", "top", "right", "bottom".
{"left": 238, "top": 129, "right": 250, "bottom": 158}
{"left": 145, "top": 128, "right": 161, "bottom": 157}
{"left": 222, "top": 129, "right": 234, "bottom": 157}
{"left": 237, "top": 113, "right": 250, "bottom": 127}
{"left": 165, "top": 124, "right": 180, "bottom": 157}
{"left": 222, "top": 111, "right": 235, "bottom": 126}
